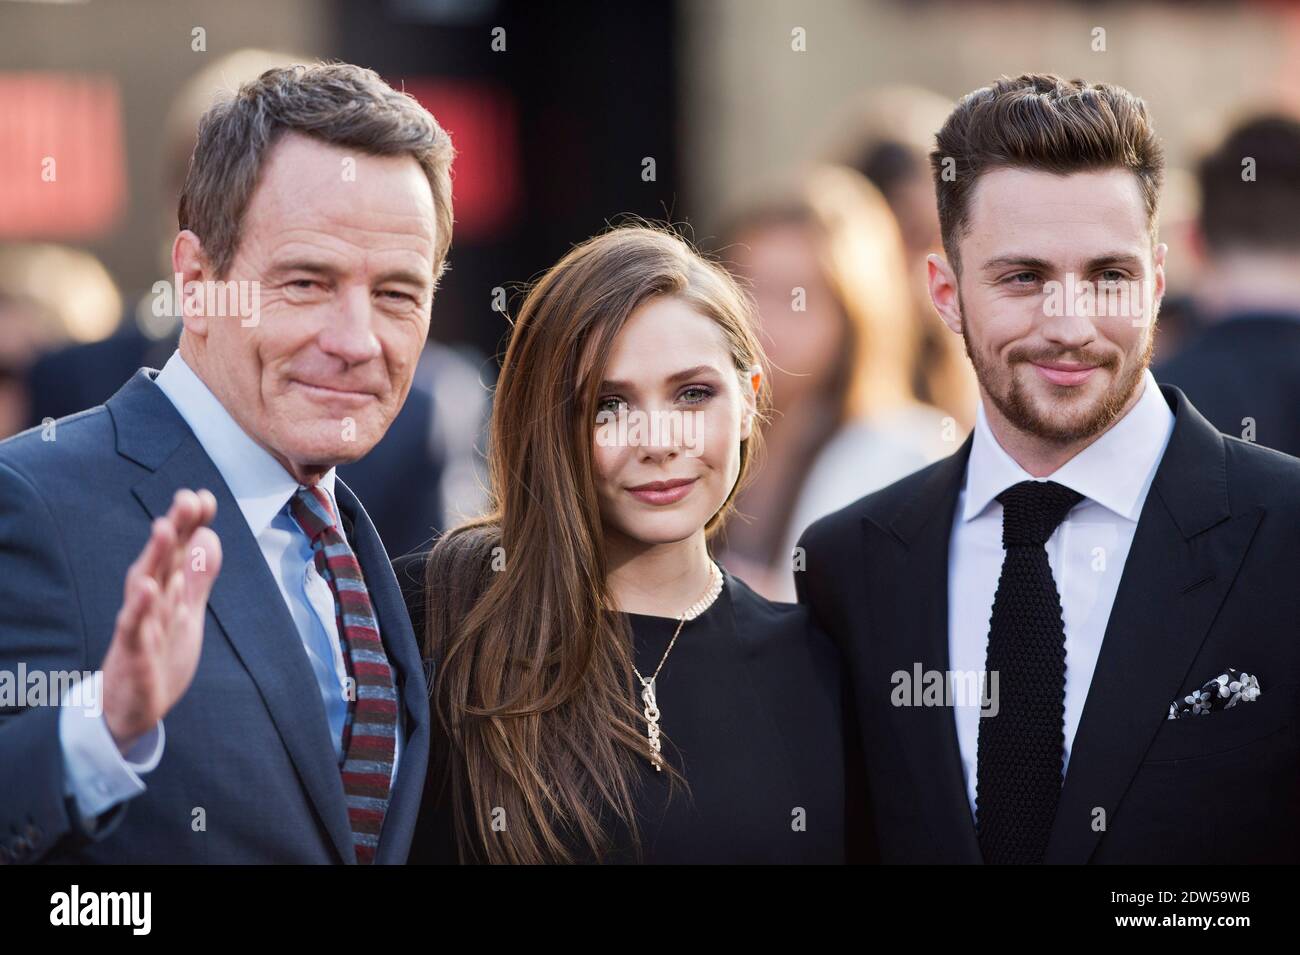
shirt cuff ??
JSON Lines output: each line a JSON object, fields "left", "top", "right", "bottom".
{"left": 59, "top": 671, "right": 165, "bottom": 824}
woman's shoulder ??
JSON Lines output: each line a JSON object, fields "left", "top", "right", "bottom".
{"left": 393, "top": 549, "right": 429, "bottom": 591}
{"left": 718, "top": 565, "right": 843, "bottom": 684}
{"left": 392, "top": 550, "right": 431, "bottom": 639}
{"left": 722, "top": 566, "right": 801, "bottom": 617}
{"left": 720, "top": 566, "right": 834, "bottom": 649}
{"left": 391, "top": 524, "right": 502, "bottom": 649}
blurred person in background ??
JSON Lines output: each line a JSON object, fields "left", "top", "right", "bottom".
{"left": 1143, "top": 166, "right": 1205, "bottom": 364}
{"left": 718, "top": 165, "right": 954, "bottom": 600}
{"left": 0, "top": 243, "right": 121, "bottom": 438}
{"left": 1156, "top": 113, "right": 1300, "bottom": 459}
{"left": 23, "top": 48, "right": 459, "bottom": 557}
{"left": 411, "top": 333, "right": 492, "bottom": 529}
{"left": 23, "top": 50, "right": 299, "bottom": 424}
{"left": 828, "top": 85, "right": 979, "bottom": 431}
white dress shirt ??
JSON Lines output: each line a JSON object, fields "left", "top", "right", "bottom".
{"left": 60, "top": 351, "right": 403, "bottom": 824}
{"left": 947, "top": 368, "right": 1174, "bottom": 818}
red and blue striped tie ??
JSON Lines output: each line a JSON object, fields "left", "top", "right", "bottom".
{"left": 289, "top": 484, "right": 397, "bottom": 864}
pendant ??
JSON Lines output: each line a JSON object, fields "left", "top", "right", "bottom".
{"left": 640, "top": 677, "right": 663, "bottom": 771}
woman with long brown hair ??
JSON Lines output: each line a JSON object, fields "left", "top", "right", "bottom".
{"left": 718, "top": 166, "right": 962, "bottom": 601}
{"left": 396, "top": 225, "right": 850, "bottom": 864}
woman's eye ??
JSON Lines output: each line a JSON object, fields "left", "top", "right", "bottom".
{"left": 678, "top": 386, "right": 714, "bottom": 404}
{"left": 596, "top": 396, "right": 626, "bottom": 417}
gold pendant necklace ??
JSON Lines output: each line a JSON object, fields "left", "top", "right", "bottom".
{"left": 632, "top": 561, "right": 723, "bottom": 771}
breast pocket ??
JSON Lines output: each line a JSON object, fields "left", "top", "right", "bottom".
{"left": 1142, "top": 682, "right": 1296, "bottom": 763}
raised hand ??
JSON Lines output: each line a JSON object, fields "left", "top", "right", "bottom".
{"left": 100, "top": 489, "right": 223, "bottom": 753}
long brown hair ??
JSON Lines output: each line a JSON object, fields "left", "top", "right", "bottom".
{"left": 423, "top": 224, "right": 770, "bottom": 864}
{"left": 722, "top": 165, "right": 920, "bottom": 428}
{"left": 717, "top": 166, "right": 921, "bottom": 566}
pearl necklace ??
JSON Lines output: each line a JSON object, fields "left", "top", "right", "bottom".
{"left": 632, "top": 561, "right": 724, "bottom": 771}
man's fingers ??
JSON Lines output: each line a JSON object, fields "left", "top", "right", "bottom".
{"left": 182, "top": 526, "right": 222, "bottom": 607}
{"left": 138, "top": 591, "right": 165, "bottom": 665}
{"left": 165, "top": 566, "right": 185, "bottom": 611}
{"left": 126, "top": 517, "right": 175, "bottom": 596}
{"left": 153, "top": 567, "right": 186, "bottom": 648}
{"left": 114, "top": 572, "right": 155, "bottom": 648}
{"left": 119, "top": 491, "right": 216, "bottom": 645}
{"left": 195, "top": 489, "right": 218, "bottom": 527}
{"left": 118, "top": 574, "right": 160, "bottom": 653}
{"left": 167, "top": 489, "right": 203, "bottom": 546}
{"left": 159, "top": 490, "right": 204, "bottom": 582}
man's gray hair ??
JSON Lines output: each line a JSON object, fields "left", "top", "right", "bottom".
{"left": 178, "top": 61, "right": 455, "bottom": 284}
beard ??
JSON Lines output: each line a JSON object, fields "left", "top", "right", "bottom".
{"left": 959, "top": 298, "right": 1156, "bottom": 445}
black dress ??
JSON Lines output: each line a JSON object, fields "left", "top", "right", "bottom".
{"left": 395, "top": 554, "right": 851, "bottom": 864}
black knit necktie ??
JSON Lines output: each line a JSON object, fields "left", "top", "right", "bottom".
{"left": 975, "top": 479, "right": 1083, "bottom": 865}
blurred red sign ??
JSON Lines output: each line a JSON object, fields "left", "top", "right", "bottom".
{"left": 394, "top": 77, "right": 520, "bottom": 242}
{"left": 0, "top": 72, "right": 127, "bottom": 239}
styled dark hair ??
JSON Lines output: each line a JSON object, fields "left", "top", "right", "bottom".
{"left": 930, "top": 73, "right": 1164, "bottom": 272}
{"left": 178, "top": 61, "right": 455, "bottom": 282}
{"left": 1198, "top": 113, "right": 1300, "bottom": 254}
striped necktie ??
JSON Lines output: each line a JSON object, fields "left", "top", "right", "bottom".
{"left": 289, "top": 484, "right": 397, "bottom": 865}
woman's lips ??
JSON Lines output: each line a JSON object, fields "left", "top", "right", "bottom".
{"left": 1031, "top": 362, "right": 1099, "bottom": 387}
{"left": 627, "top": 477, "right": 697, "bottom": 506}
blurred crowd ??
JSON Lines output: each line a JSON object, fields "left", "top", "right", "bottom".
{"left": 4, "top": 55, "right": 1299, "bottom": 595}
{"left": 714, "top": 87, "right": 1300, "bottom": 599}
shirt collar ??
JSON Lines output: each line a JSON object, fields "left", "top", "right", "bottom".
{"left": 962, "top": 367, "right": 1174, "bottom": 523}
{"left": 153, "top": 350, "right": 337, "bottom": 536}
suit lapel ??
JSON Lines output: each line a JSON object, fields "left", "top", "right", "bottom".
{"left": 109, "top": 370, "right": 358, "bottom": 865}
{"left": 1045, "top": 385, "right": 1263, "bottom": 862}
{"left": 866, "top": 434, "right": 983, "bottom": 863}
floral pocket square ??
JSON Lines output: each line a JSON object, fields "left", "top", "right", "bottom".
{"left": 1167, "top": 669, "right": 1261, "bottom": 719}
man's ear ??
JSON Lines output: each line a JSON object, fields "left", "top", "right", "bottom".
{"left": 740, "top": 363, "right": 761, "bottom": 441}
{"left": 172, "top": 230, "right": 211, "bottom": 339}
{"left": 927, "top": 252, "right": 963, "bottom": 336}
{"left": 1152, "top": 241, "right": 1168, "bottom": 305}
{"left": 1140, "top": 241, "right": 1169, "bottom": 331}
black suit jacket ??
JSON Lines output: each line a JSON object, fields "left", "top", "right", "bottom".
{"left": 796, "top": 383, "right": 1300, "bottom": 863}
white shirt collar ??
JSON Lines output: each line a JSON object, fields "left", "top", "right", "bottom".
{"left": 153, "top": 350, "right": 338, "bottom": 535}
{"left": 962, "top": 368, "right": 1174, "bottom": 523}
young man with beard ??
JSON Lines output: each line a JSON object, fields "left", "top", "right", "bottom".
{"left": 796, "top": 73, "right": 1300, "bottom": 864}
